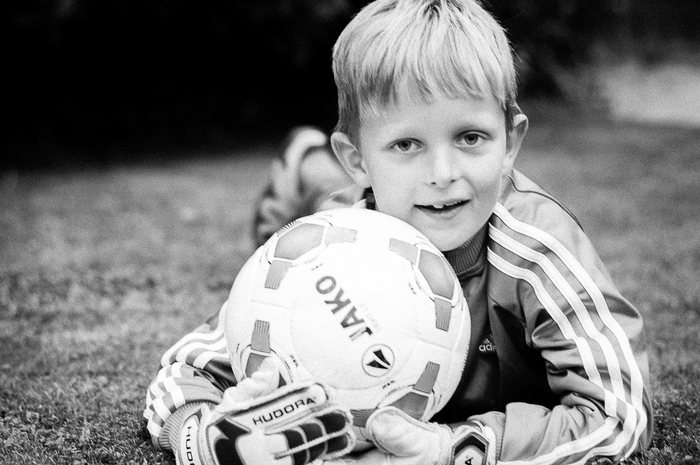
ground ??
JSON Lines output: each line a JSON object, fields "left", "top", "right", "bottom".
{"left": 1, "top": 61, "right": 699, "bottom": 464}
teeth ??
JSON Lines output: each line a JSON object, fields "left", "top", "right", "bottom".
{"left": 432, "top": 201, "right": 461, "bottom": 209}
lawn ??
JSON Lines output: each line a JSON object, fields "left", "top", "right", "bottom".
{"left": 1, "top": 115, "right": 699, "bottom": 464}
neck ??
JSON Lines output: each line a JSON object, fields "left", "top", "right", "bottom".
{"left": 442, "top": 225, "right": 488, "bottom": 277}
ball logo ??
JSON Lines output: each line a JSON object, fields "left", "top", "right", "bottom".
{"left": 362, "top": 344, "right": 395, "bottom": 377}
{"left": 316, "top": 275, "right": 375, "bottom": 341}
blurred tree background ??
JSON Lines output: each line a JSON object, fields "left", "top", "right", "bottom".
{"left": 4, "top": 0, "right": 700, "bottom": 169}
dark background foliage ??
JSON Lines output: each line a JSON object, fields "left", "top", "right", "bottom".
{"left": 4, "top": 0, "right": 699, "bottom": 168}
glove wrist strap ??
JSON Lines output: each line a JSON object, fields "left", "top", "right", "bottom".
{"left": 450, "top": 421, "right": 497, "bottom": 465}
{"left": 178, "top": 410, "right": 207, "bottom": 465}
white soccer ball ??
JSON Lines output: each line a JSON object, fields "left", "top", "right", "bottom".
{"left": 225, "top": 208, "right": 470, "bottom": 450}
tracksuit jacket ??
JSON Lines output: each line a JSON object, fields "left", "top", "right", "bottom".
{"left": 144, "top": 169, "right": 653, "bottom": 464}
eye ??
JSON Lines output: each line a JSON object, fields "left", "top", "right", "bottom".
{"left": 391, "top": 139, "right": 420, "bottom": 153}
{"left": 457, "top": 132, "right": 483, "bottom": 147}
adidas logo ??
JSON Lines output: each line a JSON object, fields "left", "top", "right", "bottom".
{"left": 362, "top": 345, "right": 394, "bottom": 377}
{"left": 478, "top": 335, "right": 496, "bottom": 354}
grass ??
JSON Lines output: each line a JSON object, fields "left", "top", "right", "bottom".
{"left": 1, "top": 115, "right": 699, "bottom": 464}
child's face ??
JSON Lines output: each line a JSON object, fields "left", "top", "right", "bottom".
{"left": 333, "top": 93, "right": 526, "bottom": 251}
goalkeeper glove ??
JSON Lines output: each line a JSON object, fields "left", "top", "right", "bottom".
{"left": 328, "top": 407, "right": 497, "bottom": 465}
{"left": 176, "top": 364, "right": 356, "bottom": 465}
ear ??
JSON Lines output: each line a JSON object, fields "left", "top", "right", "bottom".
{"left": 502, "top": 113, "right": 529, "bottom": 176}
{"left": 330, "top": 132, "right": 372, "bottom": 188}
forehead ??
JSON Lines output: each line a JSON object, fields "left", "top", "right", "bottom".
{"left": 359, "top": 73, "right": 503, "bottom": 119}
{"left": 360, "top": 86, "right": 506, "bottom": 132}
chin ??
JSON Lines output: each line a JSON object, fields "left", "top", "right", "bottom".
{"left": 425, "top": 234, "right": 466, "bottom": 253}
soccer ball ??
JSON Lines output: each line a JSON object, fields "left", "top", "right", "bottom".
{"left": 225, "top": 208, "right": 470, "bottom": 450}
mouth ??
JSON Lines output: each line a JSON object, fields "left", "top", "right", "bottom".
{"left": 416, "top": 199, "right": 468, "bottom": 214}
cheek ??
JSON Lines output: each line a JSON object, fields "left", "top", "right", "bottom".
{"left": 368, "top": 163, "right": 410, "bottom": 196}
{"left": 468, "top": 163, "right": 503, "bottom": 198}
{"left": 372, "top": 184, "right": 407, "bottom": 217}
{"left": 478, "top": 150, "right": 508, "bottom": 187}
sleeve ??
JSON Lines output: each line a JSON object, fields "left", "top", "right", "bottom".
{"left": 143, "top": 302, "right": 237, "bottom": 451}
{"left": 476, "top": 201, "right": 652, "bottom": 464}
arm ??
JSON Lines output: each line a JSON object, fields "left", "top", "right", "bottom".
{"left": 480, "top": 201, "right": 652, "bottom": 463}
{"left": 144, "top": 303, "right": 235, "bottom": 451}
{"left": 144, "top": 296, "right": 356, "bottom": 465}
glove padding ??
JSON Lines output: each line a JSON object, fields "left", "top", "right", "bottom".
{"left": 178, "top": 365, "right": 356, "bottom": 465}
{"left": 327, "top": 407, "right": 496, "bottom": 465}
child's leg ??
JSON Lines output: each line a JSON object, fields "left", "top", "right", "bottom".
{"left": 252, "top": 126, "right": 352, "bottom": 247}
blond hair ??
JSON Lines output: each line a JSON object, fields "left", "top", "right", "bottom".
{"left": 333, "top": 0, "right": 519, "bottom": 143}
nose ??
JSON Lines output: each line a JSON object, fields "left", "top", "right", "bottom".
{"left": 428, "top": 145, "right": 460, "bottom": 189}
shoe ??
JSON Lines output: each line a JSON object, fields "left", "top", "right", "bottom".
{"left": 252, "top": 126, "right": 352, "bottom": 247}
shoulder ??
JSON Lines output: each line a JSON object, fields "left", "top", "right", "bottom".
{"left": 495, "top": 169, "right": 583, "bottom": 234}
{"left": 489, "top": 170, "right": 595, "bottom": 261}
{"left": 486, "top": 170, "right": 607, "bottom": 298}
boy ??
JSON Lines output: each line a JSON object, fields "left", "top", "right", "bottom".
{"left": 144, "top": 1, "right": 653, "bottom": 464}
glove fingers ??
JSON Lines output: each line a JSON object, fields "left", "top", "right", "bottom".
{"left": 276, "top": 424, "right": 324, "bottom": 465}
{"left": 218, "top": 374, "right": 321, "bottom": 418}
{"left": 242, "top": 358, "right": 281, "bottom": 397}
{"left": 251, "top": 357, "right": 281, "bottom": 385}
{"left": 314, "top": 409, "right": 356, "bottom": 456}
{"left": 226, "top": 358, "right": 281, "bottom": 404}
{"left": 273, "top": 406, "right": 356, "bottom": 464}
{"left": 367, "top": 407, "right": 439, "bottom": 459}
{"left": 315, "top": 410, "right": 356, "bottom": 457}
{"left": 318, "top": 410, "right": 353, "bottom": 435}
{"left": 325, "top": 434, "right": 353, "bottom": 456}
